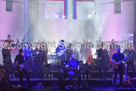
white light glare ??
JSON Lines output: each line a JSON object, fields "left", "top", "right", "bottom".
{"left": 55, "top": 14, "right": 58, "bottom": 18}
{"left": 62, "top": 15, "right": 65, "bottom": 19}
{"left": 88, "top": 14, "right": 92, "bottom": 18}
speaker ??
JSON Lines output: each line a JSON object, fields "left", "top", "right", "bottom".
{"left": 6, "top": 0, "right": 13, "bottom": 12}
{"left": 114, "top": 0, "right": 121, "bottom": 14}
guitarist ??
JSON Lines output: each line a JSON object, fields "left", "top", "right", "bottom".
{"left": 56, "top": 40, "right": 67, "bottom": 65}
{"left": 111, "top": 46, "right": 124, "bottom": 87}
{"left": 14, "top": 49, "right": 31, "bottom": 88}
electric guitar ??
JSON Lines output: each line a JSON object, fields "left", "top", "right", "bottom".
{"left": 16, "top": 55, "right": 34, "bottom": 71}
{"left": 57, "top": 48, "right": 67, "bottom": 56}
{"left": 111, "top": 54, "right": 133, "bottom": 69}
{"left": 16, "top": 60, "right": 32, "bottom": 71}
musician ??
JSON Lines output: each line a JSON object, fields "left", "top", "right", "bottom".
{"left": 5, "top": 34, "right": 15, "bottom": 58}
{"left": 80, "top": 44, "right": 86, "bottom": 63}
{"left": 5, "top": 35, "right": 12, "bottom": 44}
{"left": 33, "top": 44, "right": 44, "bottom": 78}
{"left": 96, "top": 37, "right": 103, "bottom": 49}
{"left": 125, "top": 45, "right": 135, "bottom": 75}
{"left": 66, "top": 53, "right": 79, "bottom": 70}
{"left": 66, "top": 53, "right": 81, "bottom": 87}
{"left": 2, "top": 42, "right": 13, "bottom": 78}
{"left": 14, "top": 49, "right": 30, "bottom": 88}
{"left": 123, "top": 44, "right": 129, "bottom": 57}
{"left": 56, "top": 40, "right": 67, "bottom": 65}
{"left": 97, "top": 42, "right": 109, "bottom": 79}
{"left": 85, "top": 41, "right": 93, "bottom": 64}
{"left": 111, "top": 46, "right": 124, "bottom": 87}
{"left": 41, "top": 41, "right": 48, "bottom": 65}
{"left": 65, "top": 43, "right": 73, "bottom": 61}
{"left": 110, "top": 39, "right": 117, "bottom": 50}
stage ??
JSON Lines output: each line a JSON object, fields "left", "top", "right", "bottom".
{"left": 9, "top": 78, "right": 136, "bottom": 91}
{"left": 0, "top": 0, "right": 136, "bottom": 91}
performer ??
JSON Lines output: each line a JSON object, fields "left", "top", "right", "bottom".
{"left": 125, "top": 45, "right": 135, "bottom": 75}
{"left": 33, "top": 44, "right": 44, "bottom": 78}
{"left": 66, "top": 53, "right": 79, "bottom": 70}
{"left": 41, "top": 40, "right": 48, "bottom": 65}
{"left": 123, "top": 44, "right": 129, "bottom": 57}
{"left": 111, "top": 46, "right": 124, "bottom": 87}
{"left": 80, "top": 44, "right": 86, "bottom": 63}
{"left": 109, "top": 39, "right": 117, "bottom": 54}
{"left": 2, "top": 42, "right": 13, "bottom": 78}
{"left": 97, "top": 42, "right": 109, "bottom": 79}
{"left": 73, "top": 48, "right": 79, "bottom": 61}
{"left": 5, "top": 35, "right": 15, "bottom": 61}
{"left": 66, "top": 53, "right": 81, "bottom": 88}
{"left": 85, "top": 40, "right": 93, "bottom": 64}
{"left": 56, "top": 40, "right": 67, "bottom": 65}
{"left": 14, "top": 49, "right": 31, "bottom": 87}
{"left": 5, "top": 35, "right": 13, "bottom": 44}
{"left": 109, "top": 39, "right": 118, "bottom": 64}
{"left": 65, "top": 43, "right": 73, "bottom": 61}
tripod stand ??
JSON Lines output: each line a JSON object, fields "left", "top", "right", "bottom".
{"left": 80, "top": 63, "right": 89, "bottom": 88}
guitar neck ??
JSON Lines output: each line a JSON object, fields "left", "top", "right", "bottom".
{"left": 21, "top": 60, "right": 31, "bottom": 65}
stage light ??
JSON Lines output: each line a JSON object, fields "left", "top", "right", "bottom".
{"left": 88, "top": 14, "right": 92, "bottom": 18}
{"left": 55, "top": 14, "right": 58, "bottom": 18}
{"left": 62, "top": 15, "right": 65, "bottom": 19}
{"left": 128, "top": 34, "right": 134, "bottom": 37}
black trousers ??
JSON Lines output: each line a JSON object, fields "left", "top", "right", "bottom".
{"left": 99, "top": 62, "right": 106, "bottom": 78}
{"left": 113, "top": 65, "right": 123, "bottom": 86}
{"left": 18, "top": 68, "right": 30, "bottom": 87}
{"left": 4, "top": 61, "right": 13, "bottom": 78}
{"left": 34, "top": 61, "right": 44, "bottom": 78}
{"left": 127, "top": 61, "right": 135, "bottom": 73}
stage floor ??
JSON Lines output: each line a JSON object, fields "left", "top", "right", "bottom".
{"left": 9, "top": 78, "right": 136, "bottom": 91}
{"left": 8, "top": 86, "right": 136, "bottom": 91}
{"left": 17, "top": 87, "right": 136, "bottom": 91}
